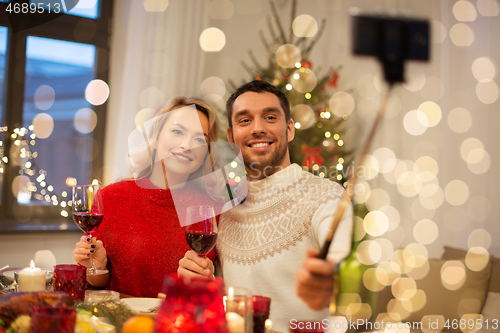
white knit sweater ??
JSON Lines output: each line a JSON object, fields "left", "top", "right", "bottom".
{"left": 217, "top": 164, "right": 353, "bottom": 333}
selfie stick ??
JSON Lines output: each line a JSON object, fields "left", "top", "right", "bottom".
{"left": 316, "top": 84, "right": 393, "bottom": 260}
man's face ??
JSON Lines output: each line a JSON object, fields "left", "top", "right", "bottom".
{"left": 227, "top": 91, "right": 295, "bottom": 180}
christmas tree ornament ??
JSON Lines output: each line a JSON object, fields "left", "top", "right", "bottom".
{"left": 301, "top": 145, "right": 324, "bottom": 169}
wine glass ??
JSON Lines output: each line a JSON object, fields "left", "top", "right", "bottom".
{"left": 185, "top": 206, "right": 218, "bottom": 257}
{"left": 72, "top": 184, "right": 104, "bottom": 274}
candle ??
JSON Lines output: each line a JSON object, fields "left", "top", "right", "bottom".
{"left": 226, "top": 312, "right": 245, "bottom": 333}
{"left": 18, "top": 260, "right": 45, "bottom": 292}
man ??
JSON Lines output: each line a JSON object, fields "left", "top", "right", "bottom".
{"left": 178, "top": 80, "right": 353, "bottom": 332}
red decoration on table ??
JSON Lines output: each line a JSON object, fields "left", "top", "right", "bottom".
{"left": 155, "top": 274, "right": 228, "bottom": 333}
{"left": 53, "top": 264, "right": 86, "bottom": 301}
{"left": 30, "top": 306, "right": 76, "bottom": 333}
{"left": 252, "top": 296, "right": 271, "bottom": 333}
{"left": 328, "top": 69, "right": 340, "bottom": 88}
{"left": 301, "top": 60, "right": 312, "bottom": 69}
{"left": 301, "top": 145, "right": 324, "bottom": 169}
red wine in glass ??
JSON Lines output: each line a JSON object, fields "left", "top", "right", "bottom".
{"left": 72, "top": 212, "right": 104, "bottom": 234}
{"left": 185, "top": 206, "right": 218, "bottom": 257}
{"left": 72, "top": 184, "right": 104, "bottom": 274}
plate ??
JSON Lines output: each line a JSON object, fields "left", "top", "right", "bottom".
{"left": 121, "top": 298, "right": 162, "bottom": 316}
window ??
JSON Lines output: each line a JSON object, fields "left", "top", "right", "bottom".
{"left": 0, "top": 0, "right": 113, "bottom": 231}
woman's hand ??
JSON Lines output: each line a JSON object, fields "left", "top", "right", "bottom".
{"left": 295, "top": 248, "right": 335, "bottom": 310}
{"left": 73, "top": 235, "right": 107, "bottom": 270}
{"left": 178, "top": 250, "right": 214, "bottom": 279}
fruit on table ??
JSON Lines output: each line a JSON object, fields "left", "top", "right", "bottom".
{"left": 121, "top": 315, "right": 154, "bottom": 333}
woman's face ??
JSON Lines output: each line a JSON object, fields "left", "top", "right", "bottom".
{"left": 155, "top": 106, "right": 210, "bottom": 182}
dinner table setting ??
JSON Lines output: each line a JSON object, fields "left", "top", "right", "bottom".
{"left": 0, "top": 184, "right": 287, "bottom": 333}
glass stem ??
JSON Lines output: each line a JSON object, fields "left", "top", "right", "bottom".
{"left": 87, "top": 232, "right": 96, "bottom": 274}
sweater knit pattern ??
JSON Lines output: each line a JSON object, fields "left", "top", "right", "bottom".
{"left": 217, "top": 165, "right": 343, "bottom": 266}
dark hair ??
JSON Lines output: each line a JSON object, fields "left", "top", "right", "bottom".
{"left": 226, "top": 80, "right": 291, "bottom": 128}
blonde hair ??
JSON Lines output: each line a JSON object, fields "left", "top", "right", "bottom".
{"left": 129, "top": 96, "right": 224, "bottom": 199}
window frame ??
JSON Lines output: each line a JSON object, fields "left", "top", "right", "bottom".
{"left": 0, "top": 1, "right": 113, "bottom": 231}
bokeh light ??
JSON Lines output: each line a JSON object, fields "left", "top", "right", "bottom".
{"left": 143, "top": 0, "right": 168, "bottom": 12}
{"left": 448, "top": 107, "right": 472, "bottom": 133}
{"left": 402, "top": 289, "right": 426, "bottom": 313}
{"left": 85, "top": 79, "right": 109, "bottom": 106}
{"left": 477, "top": 0, "right": 500, "bottom": 16}
{"left": 468, "top": 151, "right": 491, "bottom": 174}
{"left": 460, "top": 138, "right": 484, "bottom": 161}
{"left": 465, "top": 247, "right": 490, "bottom": 272}
{"left": 363, "top": 211, "right": 389, "bottom": 237}
{"left": 372, "top": 147, "right": 396, "bottom": 174}
{"left": 139, "top": 87, "right": 164, "bottom": 109}
{"left": 201, "top": 76, "right": 226, "bottom": 102}
{"left": 365, "top": 188, "right": 390, "bottom": 211}
{"left": 291, "top": 104, "right": 316, "bottom": 129}
{"left": 450, "top": 23, "right": 474, "bottom": 46}
{"left": 134, "top": 108, "right": 155, "bottom": 129}
{"left": 392, "top": 277, "right": 417, "bottom": 300}
{"left": 364, "top": 268, "right": 386, "bottom": 292}
{"left": 413, "top": 219, "right": 439, "bottom": 245}
{"left": 32, "top": 113, "right": 54, "bottom": 139}
{"left": 374, "top": 238, "right": 394, "bottom": 263}
{"left": 476, "top": 80, "right": 499, "bottom": 104}
{"left": 73, "top": 108, "right": 97, "bottom": 134}
{"left": 353, "top": 179, "right": 371, "bottom": 205}
{"left": 209, "top": 0, "right": 234, "bottom": 19}
{"left": 472, "top": 57, "right": 496, "bottom": 81}
{"left": 379, "top": 205, "right": 400, "bottom": 231}
{"left": 431, "top": 20, "right": 447, "bottom": 44}
{"left": 34, "top": 85, "right": 55, "bottom": 111}
{"left": 290, "top": 68, "right": 317, "bottom": 93}
{"left": 397, "top": 171, "right": 421, "bottom": 197}
{"left": 353, "top": 216, "right": 366, "bottom": 241}
{"left": 199, "top": 28, "right": 226, "bottom": 52}
{"left": 359, "top": 154, "right": 379, "bottom": 180}
{"left": 403, "top": 110, "right": 428, "bottom": 136}
{"left": 453, "top": 0, "right": 478, "bottom": 21}
{"left": 357, "top": 240, "right": 382, "bottom": 265}
{"left": 292, "top": 14, "right": 318, "bottom": 37}
{"left": 275, "top": 44, "right": 301, "bottom": 68}
{"left": 329, "top": 92, "right": 355, "bottom": 117}
{"left": 378, "top": 262, "right": 401, "bottom": 285}
{"left": 403, "top": 67, "right": 426, "bottom": 92}
{"left": 444, "top": 180, "right": 469, "bottom": 206}
{"left": 417, "top": 101, "right": 441, "bottom": 127}
{"left": 405, "top": 256, "right": 430, "bottom": 280}
{"left": 468, "top": 229, "right": 492, "bottom": 249}
{"left": 441, "top": 260, "right": 466, "bottom": 290}
{"left": 387, "top": 299, "right": 411, "bottom": 321}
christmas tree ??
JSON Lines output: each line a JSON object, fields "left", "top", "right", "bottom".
{"left": 228, "top": 0, "right": 353, "bottom": 184}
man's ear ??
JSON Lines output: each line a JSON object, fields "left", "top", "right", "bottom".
{"left": 287, "top": 118, "right": 295, "bottom": 143}
{"left": 227, "top": 127, "right": 235, "bottom": 148}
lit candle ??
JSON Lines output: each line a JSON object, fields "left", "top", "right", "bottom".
{"left": 226, "top": 312, "right": 245, "bottom": 333}
{"left": 18, "top": 260, "right": 45, "bottom": 292}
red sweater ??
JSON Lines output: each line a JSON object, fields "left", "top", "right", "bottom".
{"left": 94, "top": 178, "right": 220, "bottom": 297}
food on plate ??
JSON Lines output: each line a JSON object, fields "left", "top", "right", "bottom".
{"left": 0, "top": 292, "right": 74, "bottom": 326}
{"left": 121, "top": 315, "right": 155, "bottom": 333}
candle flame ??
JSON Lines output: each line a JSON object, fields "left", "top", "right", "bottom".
{"left": 265, "top": 319, "right": 273, "bottom": 329}
{"left": 30, "top": 260, "right": 35, "bottom": 269}
{"left": 228, "top": 287, "right": 234, "bottom": 300}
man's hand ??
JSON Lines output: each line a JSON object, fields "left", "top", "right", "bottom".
{"left": 296, "top": 248, "right": 335, "bottom": 310}
{"left": 178, "top": 250, "right": 214, "bottom": 279}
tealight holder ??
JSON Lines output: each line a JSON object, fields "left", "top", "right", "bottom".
{"left": 155, "top": 274, "right": 229, "bottom": 333}
{"left": 224, "top": 286, "right": 253, "bottom": 333}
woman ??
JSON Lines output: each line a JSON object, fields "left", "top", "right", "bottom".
{"left": 74, "top": 96, "right": 223, "bottom": 297}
